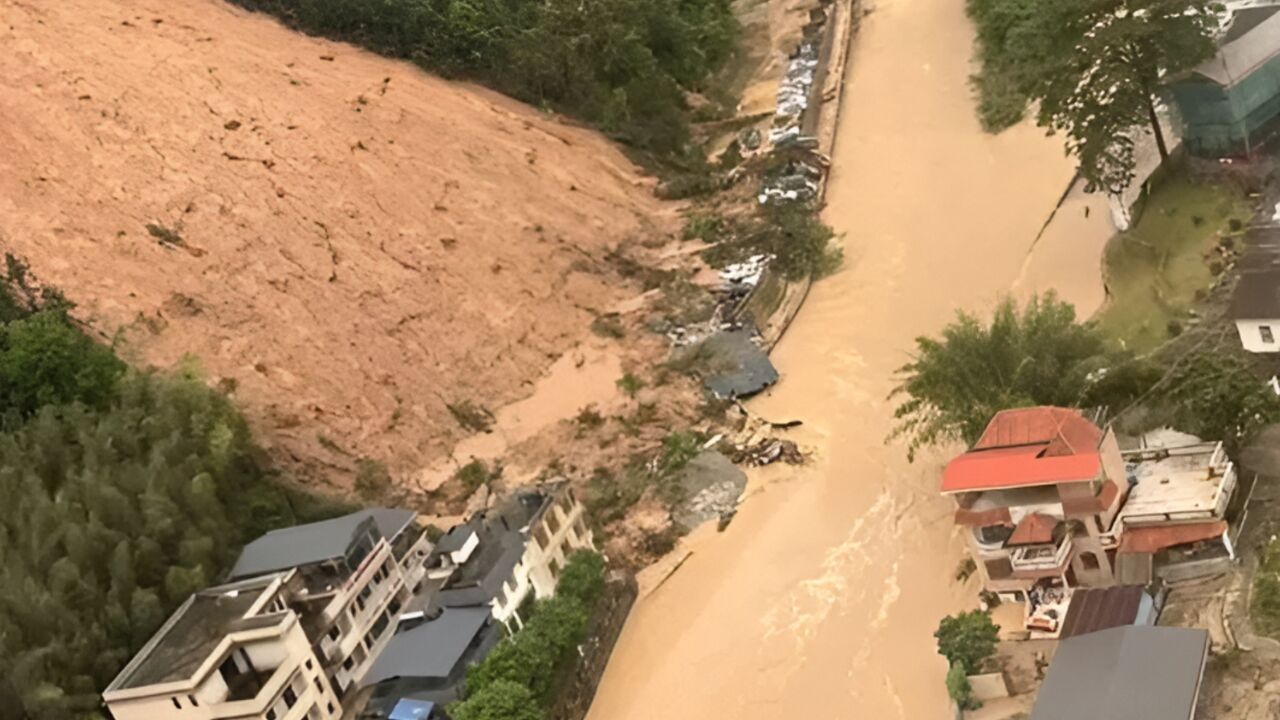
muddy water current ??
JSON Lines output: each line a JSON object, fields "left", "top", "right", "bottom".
{"left": 585, "top": 0, "right": 1113, "bottom": 717}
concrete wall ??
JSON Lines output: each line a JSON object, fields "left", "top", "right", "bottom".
{"left": 1236, "top": 319, "right": 1280, "bottom": 353}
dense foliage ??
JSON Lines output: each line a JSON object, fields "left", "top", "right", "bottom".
{"left": 231, "top": 0, "right": 738, "bottom": 157}
{"left": 890, "top": 293, "right": 1153, "bottom": 459}
{"left": 966, "top": 0, "right": 1220, "bottom": 192}
{"left": 0, "top": 258, "right": 349, "bottom": 719}
{"left": 1166, "top": 352, "right": 1280, "bottom": 453}
{"left": 451, "top": 550, "right": 606, "bottom": 720}
{"left": 935, "top": 611, "right": 1000, "bottom": 673}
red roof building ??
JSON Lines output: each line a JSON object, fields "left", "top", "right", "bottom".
{"left": 942, "top": 407, "right": 1105, "bottom": 493}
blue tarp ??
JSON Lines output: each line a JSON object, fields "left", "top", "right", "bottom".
{"left": 390, "top": 698, "right": 435, "bottom": 720}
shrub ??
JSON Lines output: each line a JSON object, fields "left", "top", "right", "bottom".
{"left": 450, "top": 680, "right": 545, "bottom": 720}
{"left": 448, "top": 400, "right": 495, "bottom": 433}
{"left": 354, "top": 458, "right": 392, "bottom": 500}
{"left": 454, "top": 459, "right": 495, "bottom": 492}
{"left": 590, "top": 315, "right": 626, "bottom": 339}
{"left": 946, "top": 660, "right": 980, "bottom": 710}
{"left": 616, "top": 372, "right": 645, "bottom": 398}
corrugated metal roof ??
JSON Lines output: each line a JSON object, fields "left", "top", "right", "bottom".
{"left": 1118, "top": 521, "right": 1228, "bottom": 554}
{"left": 1031, "top": 626, "right": 1208, "bottom": 720}
{"left": 1059, "top": 586, "right": 1147, "bottom": 639}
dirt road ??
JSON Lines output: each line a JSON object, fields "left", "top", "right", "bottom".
{"left": 0, "top": 0, "right": 672, "bottom": 489}
{"left": 585, "top": 0, "right": 1112, "bottom": 717}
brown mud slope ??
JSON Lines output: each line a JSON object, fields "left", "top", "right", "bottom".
{"left": 0, "top": 0, "right": 674, "bottom": 489}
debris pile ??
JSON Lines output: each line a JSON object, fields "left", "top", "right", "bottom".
{"left": 718, "top": 254, "right": 769, "bottom": 295}
{"left": 731, "top": 438, "right": 805, "bottom": 467}
{"left": 671, "top": 451, "right": 749, "bottom": 533}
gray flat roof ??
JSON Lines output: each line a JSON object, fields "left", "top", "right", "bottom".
{"left": 359, "top": 607, "right": 491, "bottom": 687}
{"left": 107, "top": 575, "right": 284, "bottom": 691}
{"left": 1031, "top": 626, "right": 1209, "bottom": 720}
{"left": 230, "top": 508, "right": 415, "bottom": 579}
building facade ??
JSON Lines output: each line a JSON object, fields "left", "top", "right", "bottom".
{"left": 943, "top": 408, "right": 1237, "bottom": 602}
{"left": 103, "top": 509, "right": 432, "bottom": 720}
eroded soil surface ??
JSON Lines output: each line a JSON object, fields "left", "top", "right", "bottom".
{"left": 0, "top": 0, "right": 677, "bottom": 491}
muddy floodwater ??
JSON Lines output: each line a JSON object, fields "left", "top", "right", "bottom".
{"left": 585, "top": 0, "right": 1113, "bottom": 718}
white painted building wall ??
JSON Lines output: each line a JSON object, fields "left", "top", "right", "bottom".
{"left": 1236, "top": 318, "right": 1280, "bottom": 352}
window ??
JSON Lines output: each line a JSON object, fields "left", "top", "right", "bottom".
{"left": 327, "top": 625, "right": 340, "bottom": 641}
{"left": 342, "top": 656, "right": 355, "bottom": 671}
{"left": 189, "top": 694, "right": 199, "bottom": 707}
{"left": 267, "top": 711, "right": 277, "bottom": 720}
{"left": 284, "top": 687, "right": 298, "bottom": 708}
{"left": 306, "top": 659, "right": 314, "bottom": 670}
{"left": 1080, "top": 552, "right": 1101, "bottom": 570}
{"left": 328, "top": 702, "right": 336, "bottom": 714}
{"left": 171, "top": 697, "right": 181, "bottom": 709}
{"left": 314, "top": 677, "right": 324, "bottom": 694}
{"left": 1262, "top": 325, "right": 1275, "bottom": 344}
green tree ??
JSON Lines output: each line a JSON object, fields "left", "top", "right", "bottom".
{"left": 968, "top": 0, "right": 1221, "bottom": 192}
{"left": 0, "top": 310, "right": 124, "bottom": 419}
{"left": 890, "top": 293, "right": 1103, "bottom": 459}
{"left": 946, "top": 660, "right": 980, "bottom": 710}
{"left": 935, "top": 611, "right": 1000, "bottom": 673}
{"left": 1166, "top": 352, "right": 1280, "bottom": 452}
{"left": 450, "top": 680, "right": 545, "bottom": 720}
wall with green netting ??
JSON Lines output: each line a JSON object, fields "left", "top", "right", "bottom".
{"left": 1170, "top": 53, "right": 1280, "bottom": 157}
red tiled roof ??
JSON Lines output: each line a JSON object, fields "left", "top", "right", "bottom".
{"left": 941, "top": 407, "right": 1103, "bottom": 493}
{"left": 1118, "top": 521, "right": 1228, "bottom": 555}
{"left": 973, "top": 407, "right": 1103, "bottom": 455}
{"left": 1006, "top": 513, "right": 1060, "bottom": 546}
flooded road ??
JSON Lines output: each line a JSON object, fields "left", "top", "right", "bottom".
{"left": 585, "top": 0, "right": 1112, "bottom": 718}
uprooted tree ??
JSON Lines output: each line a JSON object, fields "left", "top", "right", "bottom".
{"left": 967, "top": 0, "right": 1221, "bottom": 193}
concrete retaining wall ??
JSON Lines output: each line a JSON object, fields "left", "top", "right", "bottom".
{"left": 547, "top": 571, "right": 639, "bottom": 720}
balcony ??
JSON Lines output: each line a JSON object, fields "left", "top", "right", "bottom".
{"left": 1010, "top": 535, "right": 1073, "bottom": 575}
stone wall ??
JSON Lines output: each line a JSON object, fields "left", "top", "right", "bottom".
{"left": 547, "top": 570, "right": 639, "bottom": 720}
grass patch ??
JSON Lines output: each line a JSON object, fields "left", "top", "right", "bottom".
{"left": 1094, "top": 174, "right": 1249, "bottom": 354}
{"left": 1252, "top": 538, "right": 1280, "bottom": 640}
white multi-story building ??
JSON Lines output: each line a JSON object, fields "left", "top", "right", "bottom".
{"left": 430, "top": 484, "right": 595, "bottom": 629}
{"left": 103, "top": 509, "right": 431, "bottom": 720}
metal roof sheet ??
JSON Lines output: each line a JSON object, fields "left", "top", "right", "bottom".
{"left": 1031, "top": 626, "right": 1209, "bottom": 720}
{"left": 360, "top": 607, "right": 491, "bottom": 687}
{"left": 230, "top": 508, "right": 415, "bottom": 579}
